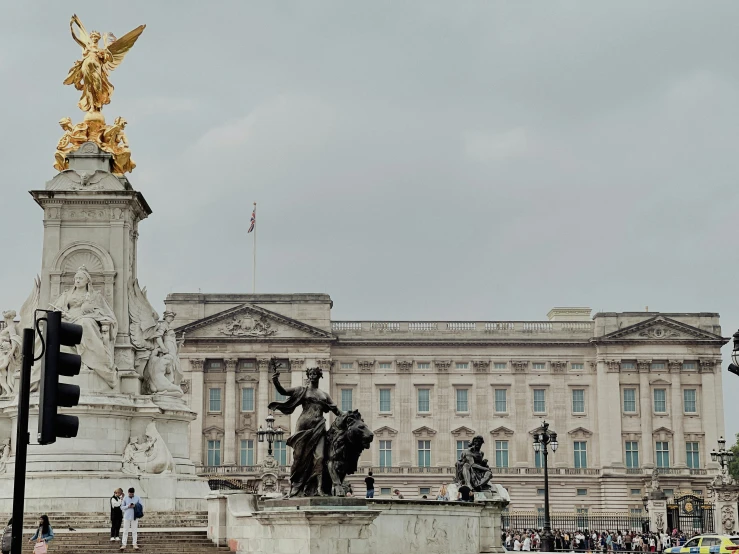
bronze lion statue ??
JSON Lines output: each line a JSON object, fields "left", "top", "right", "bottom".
{"left": 324, "top": 410, "right": 373, "bottom": 496}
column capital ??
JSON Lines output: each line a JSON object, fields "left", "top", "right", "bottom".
{"left": 257, "top": 358, "right": 271, "bottom": 371}
{"left": 190, "top": 358, "right": 205, "bottom": 372}
{"left": 700, "top": 359, "right": 719, "bottom": 373}
{"left": 316, "top": 358, "right": 333, "bottom": 372}
{"left": 290, "top": 358, "right": 305, "bottom": 372}
{"left": 225, "top": 358, "right": 238, "bottom": 372}
{"left": 637, "top": 360, "right": 651, "bottom": 373}
{"left": 668, "top": 360, "right": 682, "bottom": 373}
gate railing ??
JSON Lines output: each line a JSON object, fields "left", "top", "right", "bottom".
{"left": 502, "top": 512, "right": 649, "bottom": 533}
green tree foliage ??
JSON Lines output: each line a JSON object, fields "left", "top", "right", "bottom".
{"left": 728, "top": 433, "right": 739, "bottom": 481}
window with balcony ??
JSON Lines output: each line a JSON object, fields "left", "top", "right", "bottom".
{"left": 653, "top": 389, "right": 666, "bottom": 413}
{"left": 456, "top": 389, "right": 469, "bottom": 412}
{"left": 341, "top": 389, "right": 353, "bottom": 412}
{"left": 240, "top": 439, "right": 254, "bottom": 466}
{"left": 494, "top": 389, "right": 507, "bottom": 412}
{"left": 625, "top": 441, "right": 639, "bottom": 468}
{"left": 533, "top": 389, "right": 546, "bottom": 413}
{"left": 417, "top": 388, "right": 430, "bottom": 412}
{"left": 456, "top": 440, "right": 469, "bottom": 461}
{"left": 241, "top": 387, "right": 254, "bottom": 412}
{"left": 208, "top": 388, "right": 222, "bottom": 412}
{"left": 380, "top": 440, "right": 392, "bottom": 467}
{"left": 207, "top": 440, "right": 221, "bottom": 466}
{"left": 686, "top": 442, "right": 700, "bottom": 469}
{"left": 623, "top": 388, "right": 636, "bottom": 413}
{"left": 656, "top": 441, "right": 670, "bottom": 468}
{"left": 574, "top": 441, "right": 587, "bottom": 469}
{"left": 379, "top": 389, "right": 392, "bottom": 412}
{"left": 418, "top": 440, "right": 431, "bottom": 467}
{"left": 495, "top": 440, "right": 509, "bottom": 468}
{"left": 572, "top": 389, "right": 585, "bottom": 413}
{"left": 274, "top": 440, "right": 287, "bottom": 466}
{"left": 683, "top": 389, "right": 697, "bottom": 413}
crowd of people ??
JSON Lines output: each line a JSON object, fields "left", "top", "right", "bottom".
{"left": 502, "top": 529, "right": 693, "bottom": 552}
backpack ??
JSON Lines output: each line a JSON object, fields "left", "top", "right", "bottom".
{"left": 134, "top": 502, "right": 144, "bottom": 520}
{"left": 2, "top": 525, "right": 12, "bottom": 552}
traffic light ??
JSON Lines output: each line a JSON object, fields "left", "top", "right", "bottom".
{"left": 37, "top": 311, "right": 83, "bottom": 445}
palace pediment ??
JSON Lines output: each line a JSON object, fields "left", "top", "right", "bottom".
{"left": 174, "top": 303, "right": 334, "bottom": 342}
{"left": 373, "top": 426, "right": 398, "bottom": 438}
{"left": 595, "top": 316, "right": 726, "bottom": 344}
{"left": 490, "top": 426, "right": 514, "bottom": 437}
{"left": 451, "top": 426, "right": 477, "bottom": 438}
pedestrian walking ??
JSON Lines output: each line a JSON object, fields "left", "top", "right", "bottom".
{"left": 29, "top": 515, "right": 54, "bottom": 553}
{"left": 1, "top": 518, "right": 12, "bottom": 554}
{"left": 110, "top": 488, "right": 124, "bottom": 541}
{"left": 120, "top": 487, "right": 143, "bottom": 550}
{"left": 364, "top": 471, "right": 375, "bottom": 498}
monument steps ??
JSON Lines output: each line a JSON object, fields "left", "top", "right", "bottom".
{"left": 17, "top": 530, "right": 229, "bottom": 554}
{"left": 0, "top": 512, "right": 208, "bottom": 529}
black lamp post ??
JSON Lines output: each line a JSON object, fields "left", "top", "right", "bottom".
{"left": 728, "top": 330, "right": 739, "bottom": 376}
{"left": 533, "top": 421, "right": 558, "bottom": 553}
{"left": 710, "top": 436, "right": 734, "bottom": 473}
{"left": 257, "top": 413, "right": 284, "bottom": 458}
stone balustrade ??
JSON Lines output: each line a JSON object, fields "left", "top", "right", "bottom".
{"left": 331, "top": 320, "right": 594, "bottom": 337}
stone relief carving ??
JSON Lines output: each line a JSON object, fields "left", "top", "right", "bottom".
{"left": 639, "top": 327, "right": 681, "bottom": 339}
{"left": 668, "top": 360, "right": 682, "bottom": 372}
{"left": 218, "top": 314, "right": 276, "bottom": 337}
{"left": 551, "top": 361, "right": 567, "bottom": 372}
{"left": 397, "top": 360, "right": 413, "bottom": 372}
{"left": 0, "top": 439, "right": 10, "bottom": 474}
{"left": 472, "top": 361, "right": 490, "bottom": 373}
{"left": 2, "top": 278, "right": 41, "bottom": 393}
{"left": 605, "top": 360, "right": 621, "bottom": 372}
{"left": 190, "top": 359, "right": 205, "bottom": 372}
{"left": 434, "top": 360, "right": 451, "bottom": 372}
{"left": 637, "top": 360, "right": 651, "bottom": 372}
{"left": 317, "top": 359, "right": 333, "bottom": 372}
{"left": 511, "top": 361, "right": 528, "bottom": 372}
{"left": 700, "top": 359, "right": 718, "bottom": 373}
{"left": 646, "top": 468, "right": 660, "bottom": 493}
{"left": 122, "top": 421, "right": 176, "bottom": 475}
{"left": 47, "top": 170, "right": 123, "bottom": 192}
{"left": 655, "top": 513, "right": 664, "bottom": 531}
{"left": 358, "top": 360, "right": 374, "bottom": 372}
{"left": 723, "top": 506, "right": 736, "bottom": 532}
{"left": 181, "top": 379, "right": 191, "bottom": 394}
{"left": 128, "top": 279, "right": 184, "bottom": 397}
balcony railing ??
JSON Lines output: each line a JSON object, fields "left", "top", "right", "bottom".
{"left": 331, "top": 320, "right": 593, "bottom": 336}
{"left": 197, "top": 465, "right": 289, "bottom": 475}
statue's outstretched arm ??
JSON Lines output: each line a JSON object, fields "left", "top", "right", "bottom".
{"left": 271, "top": 373, "right": 297, "bottom": 397}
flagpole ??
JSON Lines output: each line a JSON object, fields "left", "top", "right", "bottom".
{"left": 252, "top": 202, "right": 257, "bottom": 294}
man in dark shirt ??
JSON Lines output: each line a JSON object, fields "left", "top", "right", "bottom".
{"left": 364, "top": 471, "right": 375, "bottom": 498}
{"left": 458, "top": 484, "right": 472, "bottom": 502}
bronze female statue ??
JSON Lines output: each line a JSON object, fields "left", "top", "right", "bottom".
{"left": 269, "top": 362, "right": 341, "bottom": 497}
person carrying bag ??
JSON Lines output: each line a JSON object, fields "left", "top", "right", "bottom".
{"left": 110, "top": 488, "right": 124, "bottom": 541}
{"left": 29, "top": 515, "right": 54, "bottom": 554}
{"left": 1, "top": 518, "right": 12, "bottom": 554}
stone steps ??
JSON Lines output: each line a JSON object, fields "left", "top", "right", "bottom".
{"left": 17, "top": 530, "right": 230, "bottom": 553}
{"left": 0, "top": 512, "right": 208, "bottom": 529}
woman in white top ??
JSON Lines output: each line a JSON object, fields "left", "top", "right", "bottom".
{"left": 513, "top": 537, "right": 521, "bottom": 551}
{"left": 110, "top": 488, "right": 123, "bottom": 541}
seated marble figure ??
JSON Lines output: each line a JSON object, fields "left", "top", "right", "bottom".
{"left": 455, "top": 435, "right": 493, "bottom": 492}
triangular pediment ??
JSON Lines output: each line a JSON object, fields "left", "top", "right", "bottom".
{"left": 174, "top": 303, "right": 334, "bottom": 341}
{"left": 568, "top": 426, "right": 593, "bottom": 437}
{"left": 652, "top": 426, "right": 674, "bottom": 436}
{"left": 373, "top": 426, "right": 398, "bottom": 438}
{"left": 412, "top": 426, "right": 437, "bottom": 438}
{"left": 451, "top": 426, "right": 477, "bottom": 438}
{"left": 597, "top": 316, "right": 726, "bottom": 344}
{"left": 490, "top": 426, "right": 514, "bottom": 437}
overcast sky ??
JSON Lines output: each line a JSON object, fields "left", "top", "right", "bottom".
{"left": 2, "top": 2, "right": 739, "bottom": 438}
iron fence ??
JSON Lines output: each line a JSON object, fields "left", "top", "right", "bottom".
{"left": 502, "top": 513, "right": 650, "bottom": 533}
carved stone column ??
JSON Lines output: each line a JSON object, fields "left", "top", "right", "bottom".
{"left": 669, "top": 361, "right": 686, "bottom": 467}
{"left": 646, "top": 491, "right": 668, "bottom": 533}
{"left": 709, "top": 480, "right": 739, "bottom": 534}
{"left": 638, "top": 361, "right": 654, "bottom": 467}
{"left": 189, "top": 358, "right": 205, "bottom": 466}
{"left": 257, "top": 358, "right": 270, "bottom": 464}
{"left": 224, "top": 358, "right": 237, "bottom": 466}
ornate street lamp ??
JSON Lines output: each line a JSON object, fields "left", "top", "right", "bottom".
{"left": 728, "top": 330, "right": 739, "bottom": 376}
{"left": 533, "top": 421, "right": 558, "bottom": 553}
{"left": 711, "top": 436, "right": 734, "bottom": 473}
{"left": 257, "top": 413, "right": 285, "bottom": 458}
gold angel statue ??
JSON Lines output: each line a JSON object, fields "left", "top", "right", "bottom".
{"left": 63, "top": 14, "right": 145, "bottom": 114}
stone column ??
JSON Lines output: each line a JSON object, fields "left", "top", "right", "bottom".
{"left": 639, "top": 362, "right": 654, "bottom": 467}
{"left": 709, "top": 481, "right": 739, "bottom": 535}
{"left": 224, "top": 358, "right": 237, "bottom": 466}
{"left": 257, "top": 358, "right": 270, "bottom": 464}
{"left": 358, "top": 360, "right": 374, "bottom": 466}
{"left": 597, "top": 361, "right": 624, "bottom": 469}
{"left": 646, "top": 491, "right": 668, "bottom": 533}
{"left": 435, "top": 361, "right": 451, "bottom": 466}
{"left": 669, "top": 361, "right": 686, "bottom": 467}
{"left": 190, "top": 359, "right": 205, "bottom": 466}
{"left": 397, "top": 361, "right": 412, "bottom": 466}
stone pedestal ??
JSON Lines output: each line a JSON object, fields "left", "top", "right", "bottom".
{"left": 709, "top": 483, "right": 739, "bottom": 534}
{"left": 646, "top": 491, "right": 668, "bottom": 533}
{"left": 477, "top": 486, "right": 511, "bottom": 553}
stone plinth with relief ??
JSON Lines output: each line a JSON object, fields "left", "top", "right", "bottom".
{"left": 0, "top": 142, "right": 208, "bottom": 513}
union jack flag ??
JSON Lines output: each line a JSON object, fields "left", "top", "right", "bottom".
{"left": 248, "top": 204, "right": 256, "bottom": 233}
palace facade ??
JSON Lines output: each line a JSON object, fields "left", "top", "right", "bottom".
{"left": 166, "top": 293, "right": 728, "bottom": 512}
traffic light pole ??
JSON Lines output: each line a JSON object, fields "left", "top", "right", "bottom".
{"left": 11, "top": 328, "right": 34, "bottom": 554}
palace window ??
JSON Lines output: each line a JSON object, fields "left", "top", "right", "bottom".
{"left": 623, "top": 388, "right": 636, "bottom": 413}
{"left": 683, "top": 361, "right": 697, "bottom": 370}
{"left": 417, "top": 440, "right": 431, "bottom": 467}
{"left": 532, "top": 363, "right": 546, "bottom": 370}
{"left": 274, "top": 440, "right": 287, "bottom": 466}
{"left": 572, "top": 363, "right": 584, "bottom": 370}
{"left": 494, "top": 389, "right": 507, "bottom": 412}
{"left": 241, "top": 387, "right": 254, "bottom": 412}
{"left": 495, "top": 440, "right": 509, "bottom": 468}
{"left": 380, "top": 440, "right": 392, "bottom": 467}
{"left": 341, "top": 389, "right": 353, "bottom": 412}
{"left": 240, "top": 439, "right": 254, "bottom": 466}
{"left": 417, "top": 388, "right": 430, "bottom": 413}
{"left": 535, "top": 450, "right": 542, "bottom": 468}
{"left": 379, "top": 389, "right": 392, "bottom": 412}
{"left": 625, "top": 441, "right": 639, "bottom": 468}
{"left": 686, "top": 442, "right": 700, "bottom": 469}
{"left": 207, "top": 440, "right": 221, "bottom": 466}
{"left": 380, "top": 487, "right": 391, "bottom": 496}
{"left": 208, "top": 388, "right": 222, "bottom": 413}
{"left": 494, "top": 362, "right": 507, "bottom": 370}
{"left": 577, "top": 488, "right": 587, "bottom": 496}
{"left": 621, "top": 361, "right": 636, "bottom": 370}
{"left": 205, "top": 360, "right": 223, "bottom": 372}
{"left": 533, "top": 389, "right": 546, "bottom": 413}
{"left": 631, "top": 489, "right": 641, "bottom": 496}
{"left": 456, "top": 362, "right": 469, "bottom": 369}
{"left": 379, "top": 362, "right": 392, "bottom": 370}
{"left": 420, "top": 487, "right": 431, "bottom": 496}
{"left": 456, "top": 440, "right": 469, "bottom": 461}
{"left": 653, "top": 389, "right": 666, "bottom": 413}
{"left": 456, "top": 389, "right": 469, "bottom": 412}
{"left": 651, "top": 362, "right": 665, "bottom": 370}
{"left": 683, "top": 389, "right": 697, "bottom": 413}
{"left": 239, "top": 360, "right": 255, "bottom": 370}
{"left": 656, "top": 442, "right": 670, "bottom": 468}
{"left": 537, "top": 488, "right": 545, "bottom": 496}
{"left": 576, "top": 508, "right": 589, "bottom": 528}
{"left": 572, "top": 389, "right": 585, "bottom": 413}
{"left": 417, "top": 362, "right": 430, "bottom": 370}
{"left": 340, "top": 362, "right": 353, "bottom": 369}
{"left": 574, "top": 441, "right": 587, "bottom": 469}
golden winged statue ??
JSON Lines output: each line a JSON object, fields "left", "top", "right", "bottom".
{"left": 63, "top": 14, "right": 145, "bottom": 115}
